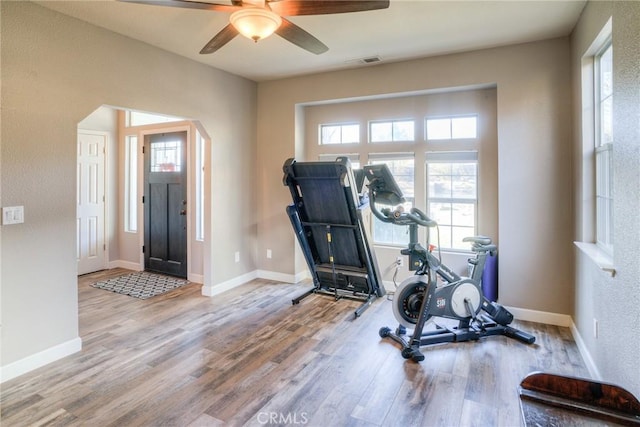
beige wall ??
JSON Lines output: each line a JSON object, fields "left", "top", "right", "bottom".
{"left": 7, "top": 0, "right": 637, "bottom": 396}
{"left": 257, "top": 37, "right": 573, "bottom": 315}
{"left": 571, "top": 1, "right": 640, "bottom": 397}
{"left": 302, "top": 88, "right": 498, "bottom": 284}
{"left": 1, "top": 2, "right": 257, "bottom": 370}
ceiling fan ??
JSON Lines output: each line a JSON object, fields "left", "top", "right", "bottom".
{"left": 120, "top": 0, "right": 390, "bottom": 55}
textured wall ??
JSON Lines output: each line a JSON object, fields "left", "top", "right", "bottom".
{"left": 257, "top": 38, "right": 574, "bottom": 315}
{"left": 571, "top": 0, "right": 640, "bottom": 398}
{"left": 1, "top": 2, "right": 257, "bottom": 368}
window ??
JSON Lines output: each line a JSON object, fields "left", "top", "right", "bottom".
{"left": 370, "top": 119, "right": 415, "bottom": 142}
{"left": 195, "top": 130, "right": 205, "bottom": 241}
{"left": 369, "top": 154, "right": 414, "bottom": 246}
{"left": 595, "top": 41, "right": 613, "bottom": 254}
{"left": 127, "top": 111, "right": 182, "bottom": 127}
{"left": 150, "top": 139, "right": 182, "bottom": 172}
{"left": 426, "top": 152, "right": 478, "bottom": 250}
{"left": 319, "top": 123, "right": 359, "bottom": 145}
{"left": 124, "top": 135, "right": 138, "bottom": 233}
{"left": 318, "top": 153, "right": 360, "bottom": 169}
{"left": 426, "top": 116, "right": 477, "bottom": 140}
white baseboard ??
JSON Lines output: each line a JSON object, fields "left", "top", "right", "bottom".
{"left": 570, "top": 322, "right": 602, "bottom": 380}
{"left": 505, "top": 307, "right": 601, "bottom": 379}
{"left": 108, "top": 260, "right": 143, "bottom": 271}
{"left": 201, "top": 269, "right": 307, "bottom": 297}
{"left": 201, "top": 270, "right": 258, "bottom": 297}
{"left": 0, "top": 337, "right": 82, "bottom": 384}
{"left": 294, "top": 270, "right": 311, "bottom": 284}
{"left": 188, "top": 273, "right": 203, "bottom": 284}
{"left": 258, "top": 270, "right": 297, "bottom": 284}
{"left": 506, "top": 306, "right": 573, "bottom": 327}
{"left": 258, "top": 270, "right": 298, "bottom": 283}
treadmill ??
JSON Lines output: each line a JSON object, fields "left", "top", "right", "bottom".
{"left": 283, "top": 157, "right": 385, "bottom": 317}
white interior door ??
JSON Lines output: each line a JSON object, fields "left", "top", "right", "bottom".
{"left": 77, "top": 131, "right": 106, "bottom": 275}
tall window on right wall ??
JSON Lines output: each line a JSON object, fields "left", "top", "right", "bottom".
{"left": 595, "top": 40, "right": 613, "bottom": 255}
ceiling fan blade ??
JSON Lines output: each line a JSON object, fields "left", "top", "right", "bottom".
{"left": 119, "top": 0, "right": 241, "bottom": 13}
{"left": 269, "top": 0, "right": 389, "bottom": 16}
{"left": 276, "top": 18, "right": 328, "bottom": 55}
{"left": 200, "top": 24, "right": 239, "bottom": 54}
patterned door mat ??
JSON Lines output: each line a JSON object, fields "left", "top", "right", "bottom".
{"left": 91, "top": 271, "right": 189, "bottom": 299}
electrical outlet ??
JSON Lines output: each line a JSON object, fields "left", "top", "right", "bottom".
{"left": 235, "top": 251, "right": 240, "bottom": 263}
{"left": 593, "top": 318, "right": 598, "bottom": 338}
{"left": 267, "top": 249, "right": 272, "bottom": 259}
{"left": 396, "top": 256, "right": 404, "bottom": 267}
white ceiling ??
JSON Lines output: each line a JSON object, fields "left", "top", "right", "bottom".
{"left": 36, "top": 0, "right": 586, "bottom": 82}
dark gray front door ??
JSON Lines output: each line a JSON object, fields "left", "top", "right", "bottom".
{"left": 144, "top": 131, "right": 187, "bottom": 278}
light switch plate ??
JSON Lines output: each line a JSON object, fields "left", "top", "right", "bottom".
{"left": 2, "top": 206, "right": 24, "bottom": 225}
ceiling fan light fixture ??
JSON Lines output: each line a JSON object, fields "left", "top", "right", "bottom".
{"left": 230, "top": 8, "right": 282, "bottom": 42}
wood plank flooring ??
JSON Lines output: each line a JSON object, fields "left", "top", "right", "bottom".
{"left": 1, "top": 269, "right": 590, "bottom": 426}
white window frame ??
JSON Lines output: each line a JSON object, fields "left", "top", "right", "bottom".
{"left": 425, "top": 115, "right": 478, "bottom": 141}
{"left": 319, "top": 123, "right": 360, "bottom": 145}
{"left": 594, "top": 39, "right": 613, "bottom": 255}
{"left": 195, "top": 130, "right": 205, "bottom": 241}
{"left": 126, "top": 110, "right": 182, "bottom": 127}
{"left": 318, "top": 153, "right": 360, "bottom": 169}
{"left": 369, "top": 119, "right": 415, "bottom": 143}
{"left": 426, "top": 151, "right": 478, "bottom": 251}
{"left": 124, "top": 135, "right": 138, "bottom": 233}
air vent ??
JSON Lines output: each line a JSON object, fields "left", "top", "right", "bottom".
{"left": 360, "top": 56, "right": 382, "bottom": 64}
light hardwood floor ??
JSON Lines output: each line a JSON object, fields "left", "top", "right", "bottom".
{"left": 1, "top": 269, "right": 590, "bottom": 426}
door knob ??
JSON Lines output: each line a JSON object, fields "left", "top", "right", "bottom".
{"left": 180, "top": 209, "right": 187, "bottom": 215}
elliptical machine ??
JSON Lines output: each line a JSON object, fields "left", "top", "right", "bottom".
{"left": 362, "top": 164, "right": 535, "bottom": 363}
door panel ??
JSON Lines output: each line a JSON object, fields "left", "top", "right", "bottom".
{"left": 167, "top": 183, "right": 185, "bottom": 262}
{"left": 77, "top": 131, "right": 106, "bottom": 275}
{"left": 144, "top": 131, "right": 187, "bottom": 278}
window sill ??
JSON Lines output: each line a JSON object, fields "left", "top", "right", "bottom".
{"left": 374, "top": 243, "right": 408, "bottom": 250}
{"left": 574, "top": 241, "right": 615, "bottom": 277}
